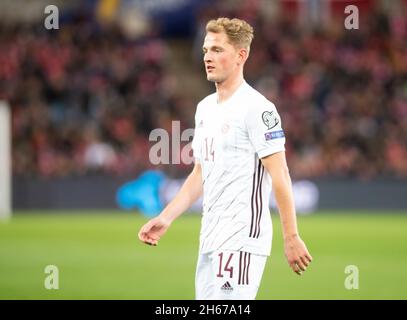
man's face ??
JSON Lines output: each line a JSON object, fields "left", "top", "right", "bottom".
{"left": 202, "top": 31, "right": 241, "bottom": 83}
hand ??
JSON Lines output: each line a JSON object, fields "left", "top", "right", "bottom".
{"left": 138, "top": 216, "right": 171, "bottom": 246}
{"left": 284, "top": 234, "right": 313, "bottom": 276}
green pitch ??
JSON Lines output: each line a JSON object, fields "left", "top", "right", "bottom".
{"left": 0, "top": 210, "right": 406, "bottom": 299}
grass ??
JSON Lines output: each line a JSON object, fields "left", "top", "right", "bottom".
{"left": 0, "top": 210, "right": 406, "bottom": 299}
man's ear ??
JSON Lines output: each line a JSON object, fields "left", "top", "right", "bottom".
{"left": 237, "top": 47, "right": 249, "bottom": 65}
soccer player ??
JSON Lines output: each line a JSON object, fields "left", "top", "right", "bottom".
{"left": 138, "top": 17, "right": 312, "bottom": 300}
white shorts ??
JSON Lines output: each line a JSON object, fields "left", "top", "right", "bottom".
{"left": 195, "top": 250, "right": 267, "bottom": 300}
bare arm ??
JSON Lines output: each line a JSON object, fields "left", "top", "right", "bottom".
{"left": 138, "top": 162, "right": 203, "bottom": 246}
{"left": 261, "top": 151, "right": 313, "bottom": 275}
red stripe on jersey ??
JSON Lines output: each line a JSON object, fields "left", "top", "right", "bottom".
{"left": 246, "top": 253, "right": 251, "bottom": 285}
{"left": 238, "top": 251, "right": 243, "bottom": 284}
{"left": 242, "top": 252, "right": 247, "bottom": 285}
{"left": 255, "top": 164, "right": 264, "bottom": 238}
{"left": 249, "top": 159, "right": 258, "bottom": 237}
{"left": 254, "top": 161, "right": 261, "bottom": 237}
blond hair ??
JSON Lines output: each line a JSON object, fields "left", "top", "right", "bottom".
{"left": 206, "top": 17, "right": 254, "bottom": 50}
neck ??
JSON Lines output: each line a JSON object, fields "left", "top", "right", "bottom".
{"left": 215, "top": 73, "right": 244, "bottom": 104}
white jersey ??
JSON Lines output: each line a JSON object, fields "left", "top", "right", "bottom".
{"left": 191, "top": 81, "right": 286, "bottom": 256}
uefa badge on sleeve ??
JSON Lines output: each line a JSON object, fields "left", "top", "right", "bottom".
{"left": 262, "top": 111, "right": 279, "bottom": 130}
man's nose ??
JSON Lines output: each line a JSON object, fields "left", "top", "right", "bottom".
{"left": 204, "top": 52, "right": 212, "bottom": 63}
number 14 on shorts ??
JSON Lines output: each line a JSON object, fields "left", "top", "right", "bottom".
{"left": 216, "top": 251, "right": 251, "bottom": 285}
{"left": 216, "top": 252, "right": 234, "bottom": 278}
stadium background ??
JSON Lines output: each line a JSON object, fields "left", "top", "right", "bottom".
{"left": 0, "top": 0, "right": 407, "bottom": 299}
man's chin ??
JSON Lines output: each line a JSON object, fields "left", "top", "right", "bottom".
{"left": 207, "top": 75, "right": 221, "bottom": 83}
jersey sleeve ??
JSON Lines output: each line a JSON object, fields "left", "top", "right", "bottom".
{"left": 191, "top": 104, "right": 202, "bottom": 161}
{"left": 245, "top": 100, "right": 286, "bottom": 159}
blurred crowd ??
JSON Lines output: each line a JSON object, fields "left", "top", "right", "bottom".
{"left": 1, "top": 17, "right": 193, "bottom": 177}
{"left": 1, "top": 2, "right": 407, "bottom": 180}
{"left": 248, "top": 11, "right": 407, "bottom": 180}
{"left": 197, "top": 1, "right": 407, "bottom": 180}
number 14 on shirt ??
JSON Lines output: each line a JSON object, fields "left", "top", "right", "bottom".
{"left": 204, "top": 137, "right": 215, "bottom": 162}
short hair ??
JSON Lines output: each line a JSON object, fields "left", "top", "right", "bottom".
{"left": 206, "top": 17, "right": 254, "bottom": 50}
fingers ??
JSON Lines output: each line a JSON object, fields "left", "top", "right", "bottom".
{"left": 291, "top": 261, "right": 305, "bottom": 275}
{"left": 139, "top": 232, "right": 159, "bottom": 246}
{"left": 300, "top": 254, "right": 312, "bottom": 267}
{"left": 145, "top": 238, "right": 158, "bottom": 246}
{"left": 139, "top": 231, "right": 159, "bottom": 246}
{"left": 296, "top": 260, "right": 307, "bottom": 272}
{"left": 138, "top": 221, "right": 159, "bottom": 246}
{"left": 291, "top": 254, "right": 313, "bottom": 276}
{"left": 285, "top": 238, "right": 313, "bottom": 276}
{"left": 140, "top": 220, "right": 155, "bottom": 234}
{"left": 290, "top": 262, "right": 303, "bottom": 276}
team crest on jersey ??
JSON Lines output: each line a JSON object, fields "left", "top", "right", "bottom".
{"left": 262, "top": 111, "right": 279, "bottom": 130}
